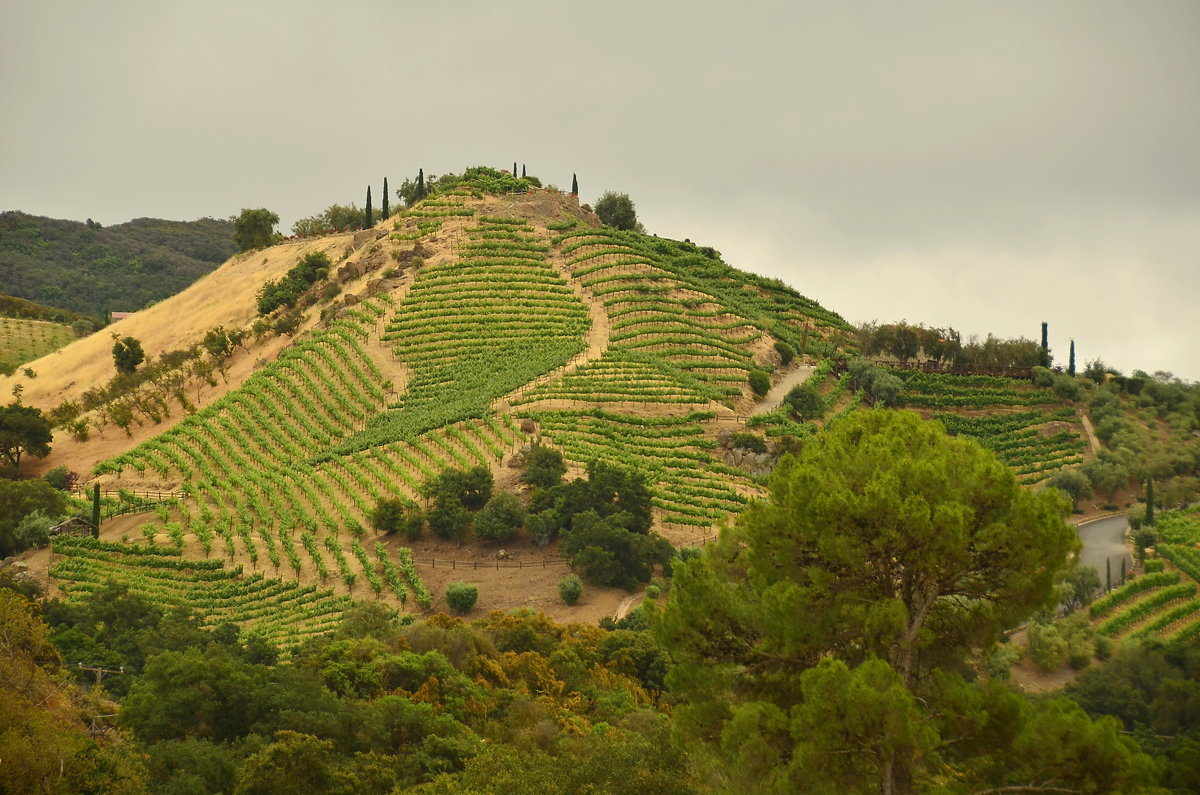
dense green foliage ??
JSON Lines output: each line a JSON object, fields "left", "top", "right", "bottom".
{"left": 0, "top": 211, "right": 235, "bottom": 315}
{"left": 0, "top": 401, "right": 53, "bottom": 477}
{"left": 291, "top": 203, "right": 366, "bottom": 236}
{"left": 232, "top": 208, "right": 279, "bottom": 252}
{"left": 653, "top": 410, "right": 1102, "bottom": 792}
{"left": 473, "top": 492, "right": 525, "bottom": 542}
{"left": 256, "top": 251, "right": 331, "bottom": 315}
{"left": 558, "top": 573, "right": 582, "bottom": 605}
{"left": 594, "top": 191, "right": 639, "bottom": 231}
{"left": 445, "top": 581, "right": 478, "bottom": 613}
{"left": 0, "top": 478, "right": 68, "bottom": 557}
{"left": 523, "top": 443, "right": 566, "bottom": 489}
{"left": 111, "top": 334, "right": 145, "bottom": 374}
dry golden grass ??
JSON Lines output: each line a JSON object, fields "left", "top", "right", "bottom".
{"left": 0, "top": 234, "right": 354, "bottom": 411}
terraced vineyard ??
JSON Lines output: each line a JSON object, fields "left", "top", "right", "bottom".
{"left": 934, "top": 408, "right": 1088, "bottom": 485}
{"left": 518, "top": 409, "right": 754, "bottom": 527}
{"left": 1090, "top": 568, "right": 1200, "bottom": 645}
{"left": 48, "top": 536, "right": 431, "bottom": 645}
{"left": 0, "top": 315, "right": 76, "bottom": 370}
{"left": 57, "top": 187, "right": 854, "bottom": 639}
{"left": 893, "top": 371, "right": 1088, "bottom": 485}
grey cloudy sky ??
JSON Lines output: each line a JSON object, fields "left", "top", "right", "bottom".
{"left": 3, "top": 1, "right": 1197, "bottom": 380}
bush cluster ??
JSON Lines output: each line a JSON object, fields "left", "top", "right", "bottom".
{"left": 256, "top": 252, "right": 331, "bottom": 315}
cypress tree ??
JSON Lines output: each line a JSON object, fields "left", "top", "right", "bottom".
{"left": 1068, "top": 340, "right": 1076, "bottom": 376}
{"left": 521, "top": 164, "right": 526, "bottom": 178}
{"left": 513, "top": 161, "right": 518, "bottom": 176}
{"left": 91, "top": 483, "right": 101, "bottom": 538}
{"left": 1106, "top": 557, "right": 1112, "bottom": 591}
{"left": 1120, "top": 557, "right": 1127, "bottom": 584}
{"left": 365, "top": 185, "right": 373, "bottom": 228}
{"left": 571, "top": 173, "right": 578, "bottom": 195}
{"left": 1146, "top": 478, "right": 1155, "bottom": 526}
{"left": 382, "top": 178, "right": 389, "bottom": 219}
{"left": 416, "top": 169, "right": 426, "bottom": 200}
{"left": 1040, "top": 322, "right": 1050, "bottom": 367}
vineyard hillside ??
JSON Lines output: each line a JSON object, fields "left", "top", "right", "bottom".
{"left": 11, "top": 178, "right": 1104, "bottom": 645}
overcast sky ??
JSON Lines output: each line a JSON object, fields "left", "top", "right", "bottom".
{"left": 3, "top": 1, "right": 1197, "bottom": 381}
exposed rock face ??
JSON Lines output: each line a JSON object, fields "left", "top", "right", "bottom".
{"left": 1039, "top": 421, "right": 1075, "bottom": 438}
{"left": 715, "top": 427, "right": 778, "bottom": 478}
{"left": 337, "top": 261, "right": 366, "bottom": 282}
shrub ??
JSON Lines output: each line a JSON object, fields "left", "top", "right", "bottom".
{"left": 785, "top": 382, "right": 825, "bottom": 421}
{"left": 474, "top": 492, "right": 525, "bottom": 542}
{"left": 561, "top": 511, "right": 673, "bottom": 590}
{"left": 273, "top": 309, "right": 302, "bottom": 336}
{"left": 428, "top": 499, "right": 471, "bottom": 542}
{"left": 986, "top": 642, "right": 1023, "bottom": 681}
{"left": 425, "top": 466, "right": 493, "bottom": 510}
{"left": 645, "top": 584, "right": 661, "bottom": 600}
{"left": 523, "top": 444, "right": 567, "bottom": 489}
{"left": 868, "top": 372, "right": 903, "bottom": 407}
{"left": 257, "top": 251, "right": 330, "bottom": 315}
{"left": 401, "top": 510, "right": 425, "bottom": 542}
{"left": 558, "top": 574, "right": 583, "bottom": 605}
{"left": 1027, "top": 621, "right": 1068, "bottom": 672}
{"left": 748, "top": 370, "right": 770, "bottom": 397}
{"left": 14, "top": 510, "right": 55, "bottom": 550}
{"left": 1093, "top": 634, "right": 1113, "bottom": 660}
{"left": 1053, "top": 375, "right": 1085, "bottom": 401}
{"left": 773, "top": 341, "right": 795, "bottom": 365}
{"left": 731, "top": 432, "right": 768, "bottom": 454}
{"left": 370, "top": 498, "right": 409, "bottom": 534}
{"left": 1031, "top": 366, "right": 1055, "bottom": 387}
{"left": 527, "top": 509, "right": 559, "bottom": 547}
{"left": 42, "top": 465, "right": 74, "bottom": 491}
{"left": 445, "top": 582, "right": 478, "bottom": 613}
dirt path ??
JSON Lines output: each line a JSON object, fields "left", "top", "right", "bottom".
{"left": 751, "top": 365, "right": 817, "bottom": 415}
{"left": 614, "top": 590, "right": 645, "bottom": 620}
{"left": 1080, "top": 414, "right": 1101, "bottom": 455}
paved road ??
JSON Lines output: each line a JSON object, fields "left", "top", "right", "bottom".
{"left": 1077, "top": 514, "right": 1132, "bottom": 590}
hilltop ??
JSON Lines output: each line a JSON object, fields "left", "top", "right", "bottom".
{"left": 4, "top": 168, "right": 1199, "bottom": 793}
{"left": 8, "top": 167, "right": 1193, "bottom": 642}
{"left": 0, "top": 210, "right": 236, "bottom": 317}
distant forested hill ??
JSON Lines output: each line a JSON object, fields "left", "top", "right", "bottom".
{"left": 0, "top": 211, "right": 236, "bottom": 316}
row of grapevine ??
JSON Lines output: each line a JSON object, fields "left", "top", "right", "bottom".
{"left": 50, "top": 536, "right": 352, "bottom": 645}
{"left": 522, "top": 408, "right": 757, "bottom": 527}
{"left": 336, "top": 218, "right": 589, "bottom": 453}
{"left": 932, "top": 408, "right": 1086, "bottom": 485}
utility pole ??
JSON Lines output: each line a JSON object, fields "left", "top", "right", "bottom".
{"left": 77, "top": 662, "right": 124, "bottom": 687}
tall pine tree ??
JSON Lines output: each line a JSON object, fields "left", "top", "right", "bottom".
{"left": 1069, "top": 339, "right": 1076, "bottom": 376}
{"left": 571, "top": 173, "right": 578, "bottom": 195}
{"left": 365, "top": 185, "right": 373, "bottom": 228}
{"left": 382, "top": 177, "right": 389, "bottom": 219}
{"left": 91, "top": 483, "right": 100, "bottom": 539}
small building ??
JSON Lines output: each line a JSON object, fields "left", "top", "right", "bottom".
{"left": 49, "top": 517, "right": 94, "bottom": 539}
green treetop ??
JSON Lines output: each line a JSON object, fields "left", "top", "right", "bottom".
{"left": 651, "top": 410, "right": 1137, "bottom": 793}
{"left": 232, "top": 208, "right": 279, "bottom": 252}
